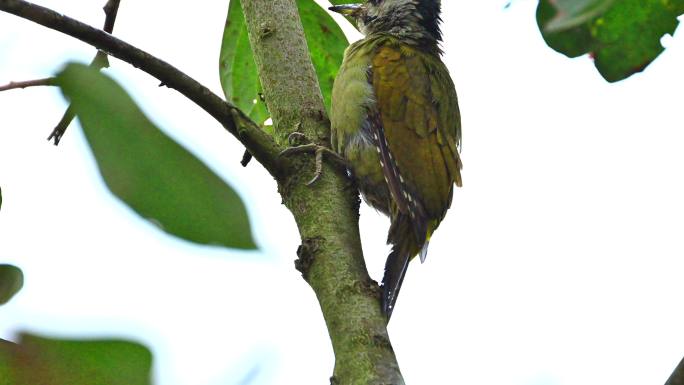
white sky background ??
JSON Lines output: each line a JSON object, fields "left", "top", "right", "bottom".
{"left": 1, "top": 0, "right": 684, "bottom": 384}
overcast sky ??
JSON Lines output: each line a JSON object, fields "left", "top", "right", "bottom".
{"left": 1, "top": 1, "right": 684, "bottom": 385}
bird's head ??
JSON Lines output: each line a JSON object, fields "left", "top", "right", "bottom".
{"left": 329, "top": 0, "right": 442, "bottom": 45}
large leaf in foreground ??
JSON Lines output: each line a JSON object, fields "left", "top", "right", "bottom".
{"left": 0, "top": 264, "right": 23, "bottom": 306}
{"left": 219, "top": 0, "right": 348, "bottom": 121}
{"left": 56, "top": 63, "right": 256, "bottom": 249}
{"left": 3, "top": 334, "right": 152, "bottom": 385}
{"left": 538, "top": 0, "right": 684, "bottom": 82}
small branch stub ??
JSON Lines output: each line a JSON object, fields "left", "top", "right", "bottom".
{"left": 258, "top": 23, "right": 275, "bottom": 40}
{"left": 240, "top": 150, "right": 253, "bottom": 167}
{"left": 295, "top": 237, "right": 321, "bottom": 280}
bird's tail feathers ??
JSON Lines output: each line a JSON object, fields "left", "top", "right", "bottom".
{"left": 382, "top": 212, "right": 426, "bottom": 319}
{"left": 382, "top": 228, "right": 434, "bottom": 318}
{"left": 419, "top": 239, "right": 430, "bottom": 263}
{"left": 381, "top": 237, "right": 412, "bottom": 319}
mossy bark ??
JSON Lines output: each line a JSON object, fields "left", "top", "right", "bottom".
{"left": 240, "top": 1, "right": 405, "bottom": 384}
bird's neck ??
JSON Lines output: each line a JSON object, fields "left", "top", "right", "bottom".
{"left": 364, "top": 31, "right": 442, "bottom": 55}
{"left": 360, "top": 11, "right": 442, "bottom": 53}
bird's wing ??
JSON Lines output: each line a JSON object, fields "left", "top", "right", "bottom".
{"left": 431, "top": 57, "right": 462, "bottom": 187}
{"left": 370, "top": 43, "right": 462, "bottom": 223}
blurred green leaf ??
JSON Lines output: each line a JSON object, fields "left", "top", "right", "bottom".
{"left": 56, "top": 63, "right": 257, "bottom": 249}
{"left": 0, "top": 264, "right": 23, "bottom": 306}
{"left": 537, "top": 0, "right": 684, "bottom": 82}
{"left": 9, "top": 334, "right": 152, "bottom": 385}
{"left": 219, "top": 0, "right": 348, "bottom": 120}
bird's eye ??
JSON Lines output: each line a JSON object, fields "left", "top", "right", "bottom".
{"left": 367, "top": 0, "right": 382, "bottom": 5}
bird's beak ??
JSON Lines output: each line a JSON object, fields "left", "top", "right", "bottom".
{"left": 328, "top": 4, "right": 363, "bottom": 17}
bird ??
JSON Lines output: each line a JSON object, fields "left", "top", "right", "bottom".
{"left": 329, "top": 0, "right": 462, "bottom": 319}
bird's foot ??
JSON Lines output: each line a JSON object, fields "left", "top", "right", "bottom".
{"left": 285, "top": 132, "right": 309, "bottom": 147}
{"left": 279, "top": 134, "right": 347, "bottom": 185}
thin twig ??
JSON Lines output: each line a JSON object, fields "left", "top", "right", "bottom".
{"left": 47, "top": 0, "right": 120, "bottom": 145}
{"left": 0, "top": 0, "right": 283, "bottom": 174}
{"left": 102, "top": 0, "right": 120, "bottom": 33}
{"left": 0, "top": 77, "right": 55, "bottom": 91}
{"left": 47, "top": 106, "right": 76, "bottom": 145}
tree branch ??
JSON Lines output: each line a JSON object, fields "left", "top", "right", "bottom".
{"left": 240, "top": 1, "right": 404, "bottom": 384}
{"left": 0, "top": 0, "right": 121, "bottom": 144}
{"left": 666, "top": 356, "right": 684, "bottom": 385}
{"left": 0, "top": 0, "right": 283, "bottom": 175}
{"left": 101, "top": 0, "right": 120, "bottom": 34}
{"left": 0, "top": 77, "right": 55, "bottom": 91}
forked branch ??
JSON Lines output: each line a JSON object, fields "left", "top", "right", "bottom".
{"left": 0, "top": 0, "right": 283, "bottom": 174}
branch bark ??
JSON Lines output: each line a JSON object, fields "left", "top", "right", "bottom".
{"left": 240, "top": 1, "right": 404, "bottom": 384}
{"left": 666, "top": 356, "right": 684, "bottom": 385}
{"left": 0, "top": 77, "right": 55, "bottom": 91}
{"left": 0, "top": 0, "right": 283, "bottom": 175}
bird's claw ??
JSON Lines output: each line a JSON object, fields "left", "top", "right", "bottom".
{"left": 279, "top": 142, "right": 347, "bottom": 186}
{"left": 287, "top": 131, "right": 309, "bottom": 146}
{"left": 279, "top": 143, "right": 319, "bottom": 158}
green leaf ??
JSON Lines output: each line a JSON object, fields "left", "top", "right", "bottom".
{"left": 219, "top": 0, "right": 348, "bottom": 119}
{"left": 56, "top": 63, "right": 257, "bottom": 249}
{"left": 0, "top": 264, "right": 23, "bottom": 306}
{"left": 8, "top": 334, "right": 152, "bottom": 385}
{"left": 537, "top": 0, "right": 684, "bottom": 82}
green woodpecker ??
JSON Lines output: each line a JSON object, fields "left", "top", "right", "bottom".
{"left": 329, "top": 0, "right": 462, "bottom": 318}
